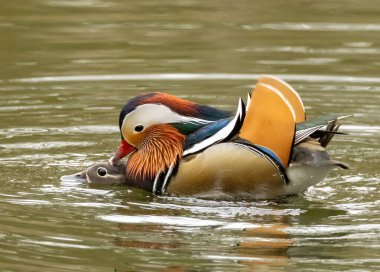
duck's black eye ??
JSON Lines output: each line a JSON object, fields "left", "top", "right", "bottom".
{"left": 97, "top": 167, "right": 107, "bottom": 177}
{"left": 134, "top": 125, "right": 144, "bottom": 132}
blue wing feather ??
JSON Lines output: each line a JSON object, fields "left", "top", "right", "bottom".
{"left": 184, "top": 118, "right": 231, "bottom": 150}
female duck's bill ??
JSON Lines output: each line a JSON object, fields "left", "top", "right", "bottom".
{"left": 60, "top": 161, "right": 126, "bottom": 184}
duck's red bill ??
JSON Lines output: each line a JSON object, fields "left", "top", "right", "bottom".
{"left": 110, "top": 139, "right": 135, "bottom": 165}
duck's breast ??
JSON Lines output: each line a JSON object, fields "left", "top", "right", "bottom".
{"left": 166, "top": 143, "right": 287, "bottom": 199}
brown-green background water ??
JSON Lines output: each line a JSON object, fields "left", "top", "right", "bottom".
{"left": 1, "top": 1, "right": 379, "bottom": 271}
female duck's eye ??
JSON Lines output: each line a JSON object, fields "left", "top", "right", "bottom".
{"left": 97, "top": 167, "right": 107, "bottom": 177}
{"left": 134, "top": 125, "right": 144, "bottom": 132}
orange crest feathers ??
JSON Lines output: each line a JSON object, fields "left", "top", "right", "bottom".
{"left": 142, "top": 92, "right": 199, "bottom": 117}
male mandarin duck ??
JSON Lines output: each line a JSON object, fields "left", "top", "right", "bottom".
{"left": 104, "top": 76, "right": 348, "bottom": 199}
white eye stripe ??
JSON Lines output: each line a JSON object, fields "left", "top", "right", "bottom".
{"left": 121, "top": 104, "right": 212, "bottom": 130}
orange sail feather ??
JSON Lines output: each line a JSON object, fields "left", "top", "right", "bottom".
{"left": 239, "top": 83, "right": 296, "bottom": 167}
{"left": 258, "top": 75, "right": 305, "bottom": 122}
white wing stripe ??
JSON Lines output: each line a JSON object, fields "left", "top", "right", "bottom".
{"left": 183, "top": 98, "right": 245, "bottom": 156}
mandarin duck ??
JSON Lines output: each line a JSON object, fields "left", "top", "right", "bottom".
{"left": 99, "top": 76, "right": 348, "bottom": 199}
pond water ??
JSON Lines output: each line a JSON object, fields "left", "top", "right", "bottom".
{"left": 0, "top": 0, "right": 379, "bottom": 271}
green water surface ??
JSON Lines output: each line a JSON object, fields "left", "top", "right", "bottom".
{"left": 0, "top": 1, "right": 379, "bottom": 271}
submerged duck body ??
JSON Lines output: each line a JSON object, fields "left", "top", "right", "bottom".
{"left": 75, "top": 76, "right": 349, "bottom": 199}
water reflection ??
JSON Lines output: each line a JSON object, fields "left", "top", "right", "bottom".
{"left": 103, "top": 198, "right": 294, "bottom": 271}
{"left": 227, "top": 224, "right": 292, "bottom": 269}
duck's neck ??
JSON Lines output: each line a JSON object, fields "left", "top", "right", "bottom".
{"left": 126, "top": 124, "right": 185, "bottom": 181}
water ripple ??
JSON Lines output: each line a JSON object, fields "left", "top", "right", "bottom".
{"left": 21, "top": 239, "right": 93, "bottom": 249}
{"left": 0, "top": 141, "right": 94, "bottom": 150}
{"left": 0, "top": 125, "right": 118, "bottom": 137}
{"left": 242, "top": 23, "right": 380, "bottom": 32}
{"left": 99, "top": 215, "right": 224, "bottom": 227}
{"left": 256, "top": 58, "right": 339, "bottom": 65}
{"left": 44, "top": 0, "right": 111, "bottom": 8}
{"left": 129, "top": 201, "right": 302, "bottom": 217}
{"left": 5, "top": 199, "right": 52, "bottom": 206}
{"left": 239, "top": 46, "right": 380, "bottom": 55}
{"left": 290, "top": 224, "right": 380, "bottom": 235}
{"left": 10, "top": 73, "right": 380, "bottom": 84}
